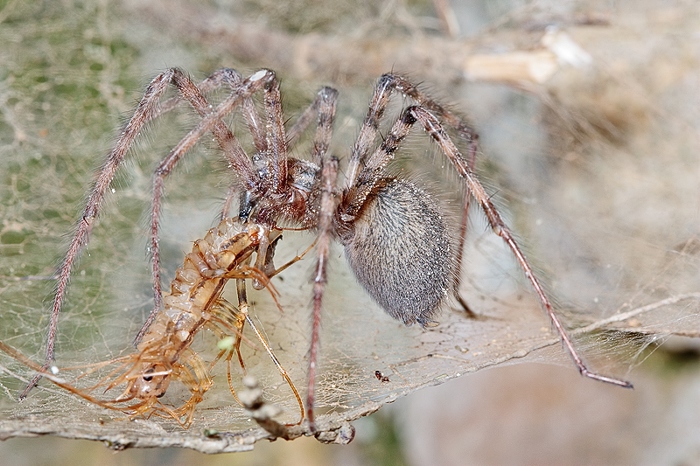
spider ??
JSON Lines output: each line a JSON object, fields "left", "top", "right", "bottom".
{"left": 24, "top": 67, "right": 632, "bottom": 431}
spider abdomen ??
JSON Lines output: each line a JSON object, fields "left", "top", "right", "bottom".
{"left": 341, "top": 179, "right": 454, "bottom": 326}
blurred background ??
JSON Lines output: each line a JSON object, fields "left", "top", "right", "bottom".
{"left": 0, "top": 0, "right": 699, "bottom": 464}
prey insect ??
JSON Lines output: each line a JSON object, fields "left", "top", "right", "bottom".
{"left": 16, "top": 67, "right": 631, "bottom": 432}
{"left": 3, "top": 218, "right": 304, "bottom": 427}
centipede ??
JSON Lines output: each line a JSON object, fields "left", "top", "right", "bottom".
{"left": 0, "top": 217, "right": 304, "bottom": 428}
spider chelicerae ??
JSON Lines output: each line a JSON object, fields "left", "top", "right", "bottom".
{"left": 24, "top": 67, "right": 632, "bottom": 430}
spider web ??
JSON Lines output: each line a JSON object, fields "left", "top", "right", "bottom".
{"left": 0, "top": 0, "right": 699, "bottom": 454}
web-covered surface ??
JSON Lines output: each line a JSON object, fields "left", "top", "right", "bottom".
{"left": 0, "top": 0, "right": 699, "bottom": 454}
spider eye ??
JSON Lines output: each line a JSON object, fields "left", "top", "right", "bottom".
{"left": 143, "top": 368, "right": 154, "bottom": 382}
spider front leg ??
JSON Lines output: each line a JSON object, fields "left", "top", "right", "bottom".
{"left": 140, "top": 69, "right": 290, "bottom": 344}
{"left": 346, "top": 73, "right": 478, "bottom": 186}
{"left": 23, "top": 69, "right": 212, "bottom": 397}
{"left": 273, "top": 84, "right": 340, "bottom": 432}
{"left": 23, "top": 69, "right": 277, "bottom": 397}
{"left": 141, "top": 69, "right": 260, "bottom": 342}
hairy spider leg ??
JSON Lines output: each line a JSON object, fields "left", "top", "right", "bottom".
{"left": 354, "top": 102, "right": 633, "bottom": 389}
{"left": 267, "top": 84, "right": 340, "bottom": 430}
{"left": 24, "top": 69, "right": 277, "bottom": 397}
{"left": 286, "top": 86, "right": 339, "bottom": 167}
{"left": 307, "top": 156, "right": 339, "bottom": 431}
{"left": 144, "top": 70, "right": 274, "bottom": 343}
{"left": 343, "top": 74, "right": 479, "bottom": 315}
{"left": 209, "top": 70, "right": 268, "bottom": 219}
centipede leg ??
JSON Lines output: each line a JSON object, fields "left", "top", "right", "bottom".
{"left": 174, "top": 351, "right": 212, "bottom": 427}
{"left": 208, "top": 296, "right": 250, "bottom": 403}
{"left": 220, "top": 277, "right": 305, "bottom": 425}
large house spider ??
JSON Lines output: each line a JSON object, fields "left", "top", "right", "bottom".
{"left": 23, "top": 68, "right": 632, "bottom": 430}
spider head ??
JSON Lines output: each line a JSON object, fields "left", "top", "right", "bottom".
{"left": 287, "top": 158, "right": 320, "bottom": 192}
{"left": 240, "top": 157, "right": 322, "bottom": 226}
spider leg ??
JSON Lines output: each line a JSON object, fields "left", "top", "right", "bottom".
{"left": 345, "top": 73, "right": 478, "bottom": 186}
{"left": 261, "top": 72, "right": 289, "bottom": 193}
{"left": 155, "top": 68, "right": 266, "bottom": 154}
{"left": 22, "top": 70, "right": 223, "bottom": 397}
{"left": 354, "top": 104, "right": 633, "bottom": 389}
{"left": 455, "top": 147, "right": 478, "bottom": 318}
{"left": 220, "top": 183, "right": 240, "bottom": 221}
{"left": 345, "top": 74, "right": 478, "bottom": 314}
{"left": 307, "top": 156, "right": 339, "bottom": 432}
{"left": 139, "top": 69, "right": 274, "bottom": 344}
{"left": 127, "top": 69, "right": 267, "bottom": 221}
{"left": 286, "top": 86, "right": 339, "bottom": 166}
{"left": 206, "top": 69, "right": 268, "bottom": 219}
{"left": 202, "top": 69, "right": 267, "bottom": 154}
{"left": 267, "top": 84, "right": 342, "bottom": 430}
